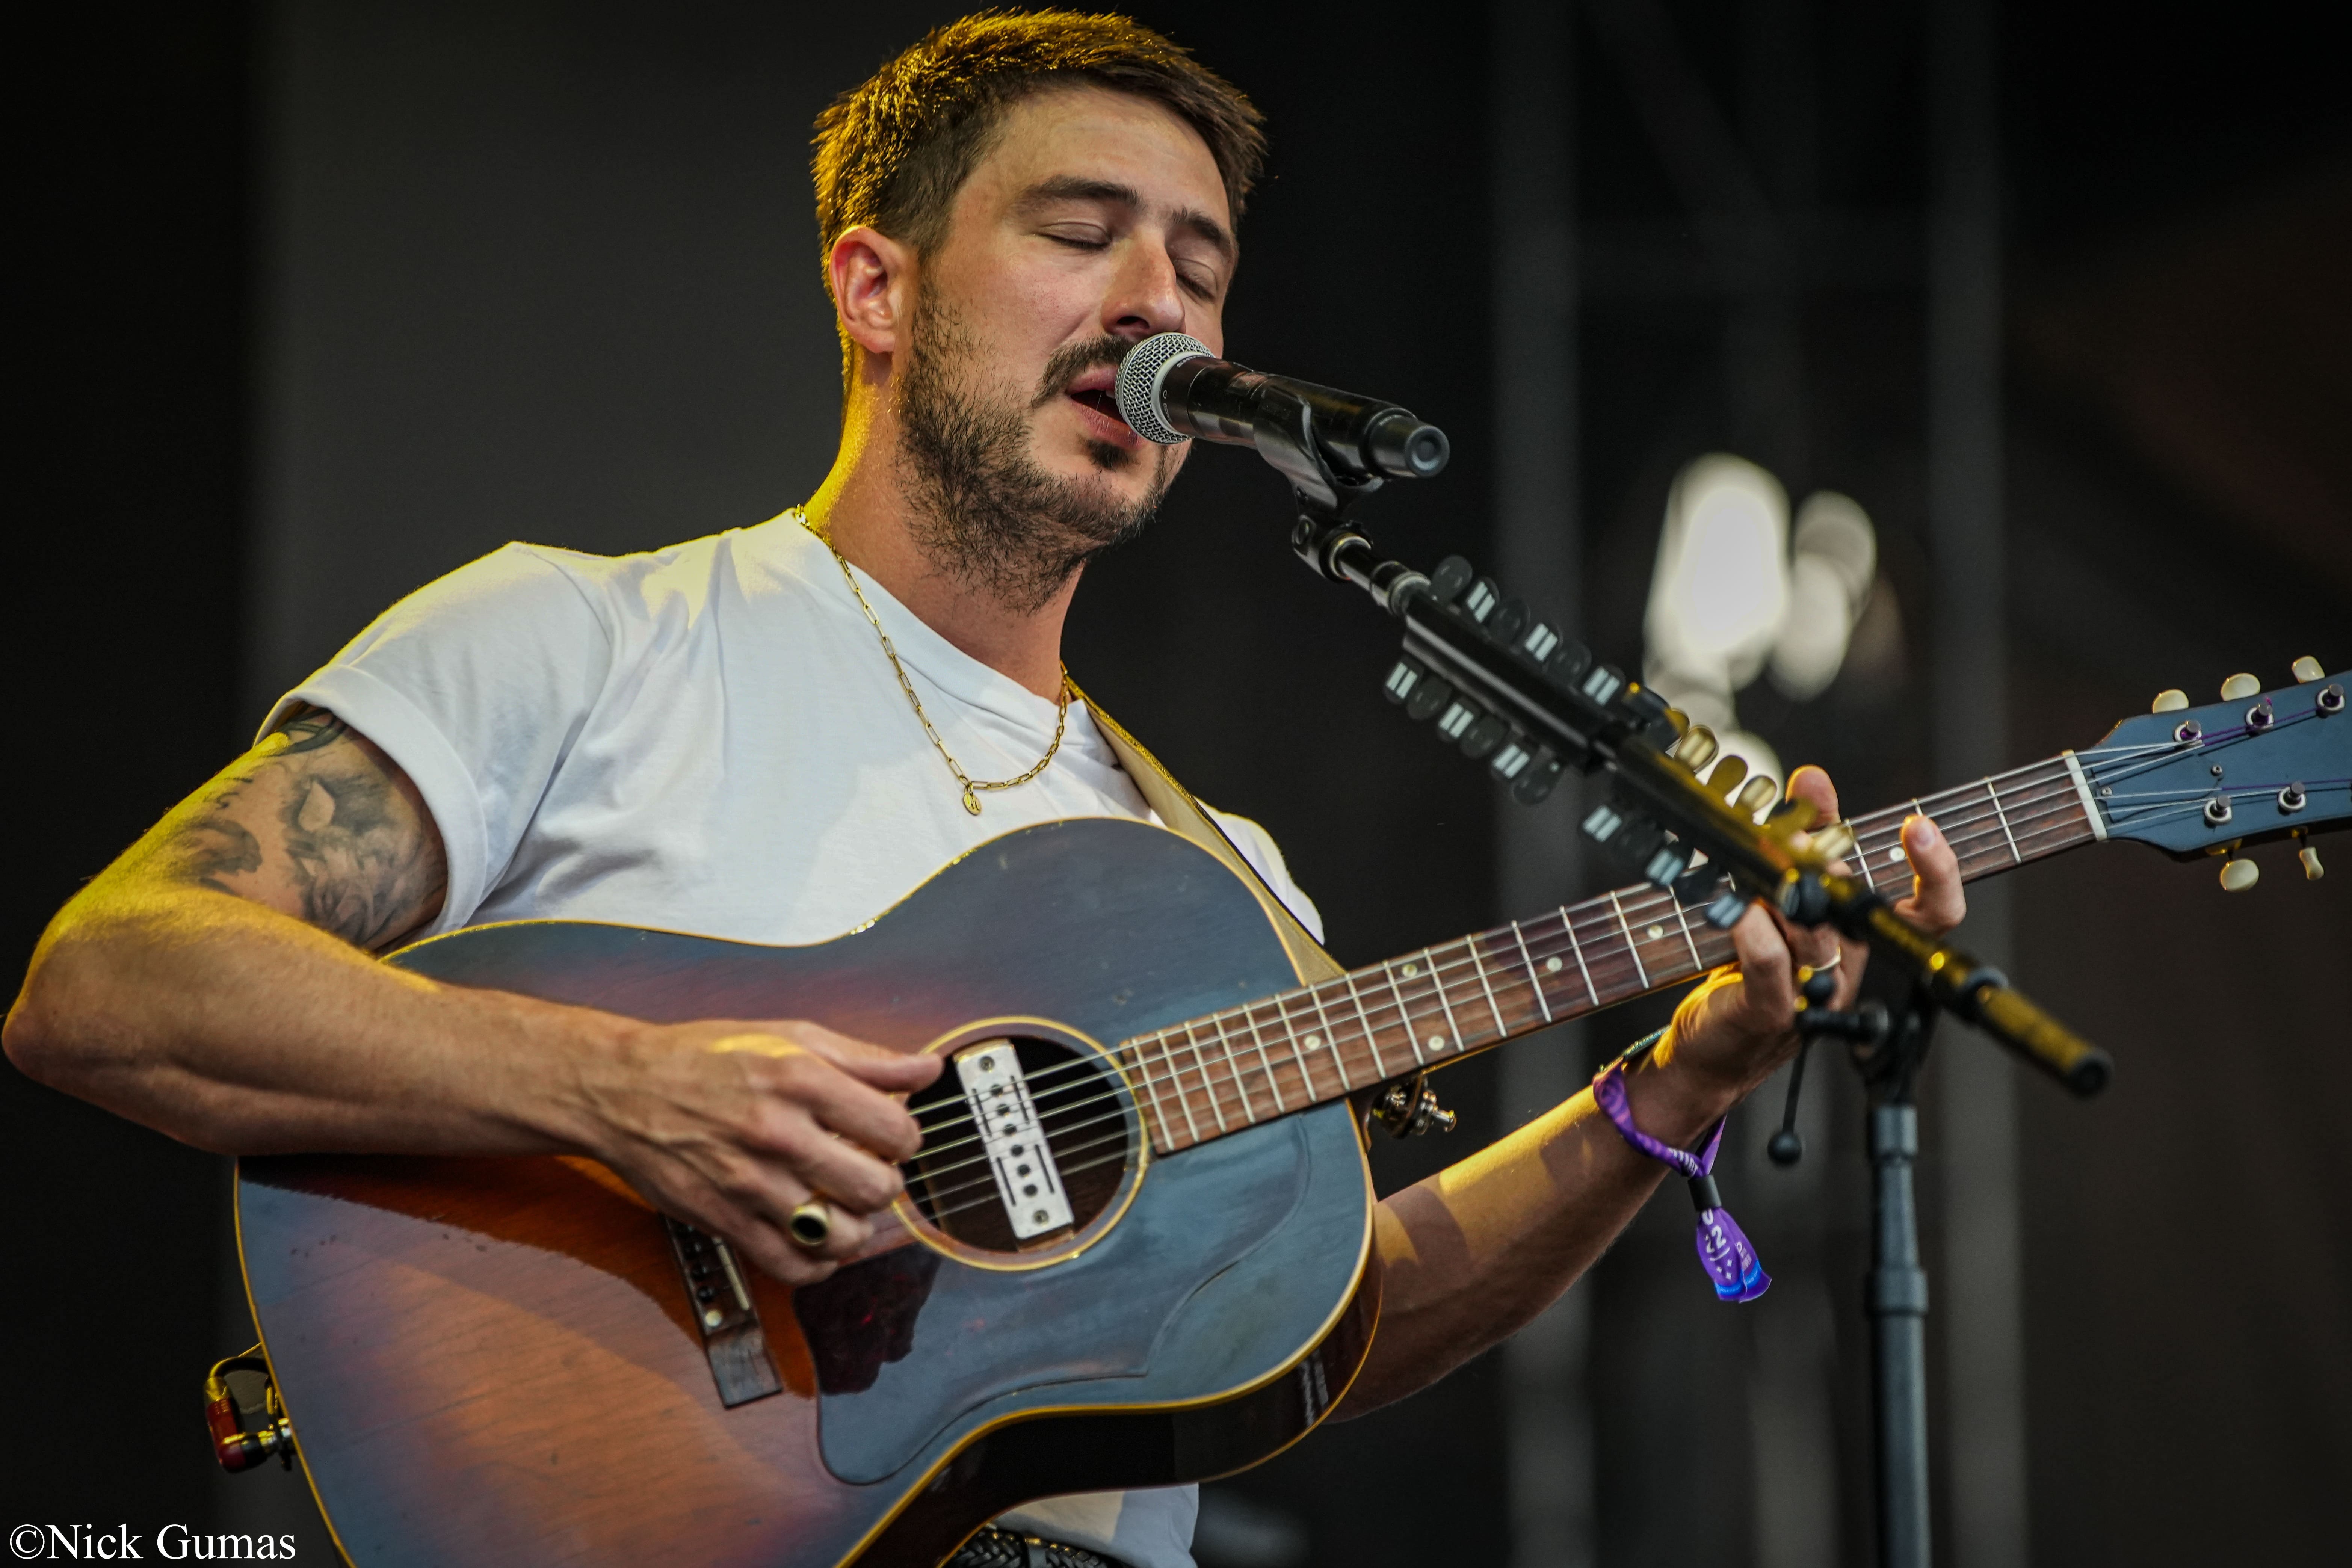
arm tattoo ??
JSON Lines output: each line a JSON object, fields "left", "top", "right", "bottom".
{"left": 151, "top": 707, "right": 447, "bottom": 950}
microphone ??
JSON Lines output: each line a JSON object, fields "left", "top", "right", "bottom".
{"left": 1114, "top": 332, "right": 1450, "bottom": 483}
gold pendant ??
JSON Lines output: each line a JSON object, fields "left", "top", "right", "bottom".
{"left": 962, "top": 787, "right": 982, "bottom": 816}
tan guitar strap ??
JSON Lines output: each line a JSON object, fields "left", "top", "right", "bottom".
{"left": 1072, "top": 681, "right": 1344, "bottom": 987}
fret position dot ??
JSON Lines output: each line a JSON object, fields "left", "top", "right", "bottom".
{"left": 1402, "top": 962, "right": 1420, "bottom": 977}
{"left": 1647, "top": 924, "right": 1663, "bottom": 941}
{"left": 1304, "top": 1033, "right": 1324, "bottom": 1050}
{"left": 1888, "top": 846, "right": 1907, "bottom": 864}
{"left": 1544, "top": 956, "right": 1563, "bottom": 973}
{"left": 1428, "top": 1033, "right": 1446, "bottom": 1050}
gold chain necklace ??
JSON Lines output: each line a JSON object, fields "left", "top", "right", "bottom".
{"left": 816, "top": 525, "right": 1072, "bottom": 816}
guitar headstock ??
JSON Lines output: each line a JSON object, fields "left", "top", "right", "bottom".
{"left": 2080, "top": 658, "right": 2347, "bottom": 885}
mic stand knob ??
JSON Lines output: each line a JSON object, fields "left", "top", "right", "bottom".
{"left": 1774, "top": 969, "right": 1892, "bottom": 1167}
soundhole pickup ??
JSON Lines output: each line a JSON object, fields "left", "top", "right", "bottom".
{"left": 903, "top": 1033, "right": 1139, "bottom": 1257}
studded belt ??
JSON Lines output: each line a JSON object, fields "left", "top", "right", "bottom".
{"left": 944, "top": 1524, "right": 1130, "bottom": 1568}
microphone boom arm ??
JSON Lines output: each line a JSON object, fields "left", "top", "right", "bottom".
{"left": 1295, "top": 506, "right": 2111, "bottom": 1098}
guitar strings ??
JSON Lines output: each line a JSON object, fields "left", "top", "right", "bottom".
{"left": 901, "top": 771, "right": 2106, "bottom": 1174}
{"left": 913, "top": 730, "right": 2223, "bottom": 1156}
{"left": 900, "top": 753, "right": 2164, "bottom": 1220}
{"left": 906, "top": 733, "right": 2299, "bottom": 1203}
{"left": 905, "top": 778, "right": 2230, "bottom": 1221}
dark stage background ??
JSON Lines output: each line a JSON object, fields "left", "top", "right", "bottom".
{"left": 10, "top": 3, "right": 2347, "bottom": 1564}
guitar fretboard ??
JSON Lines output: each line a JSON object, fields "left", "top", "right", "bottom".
{"left": 1112, "top": 753, "right": 2105, "bottom": 1154}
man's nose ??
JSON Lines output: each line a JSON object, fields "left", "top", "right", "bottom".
{"left": 1100, "top": 238, "right": 1187, "bottom": 342}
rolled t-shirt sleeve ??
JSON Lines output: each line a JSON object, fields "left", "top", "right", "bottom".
{"left": 257, "top": 544, "right": 615, "bottom": 935}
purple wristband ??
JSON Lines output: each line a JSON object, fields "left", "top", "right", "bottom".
{"left": 1592, "top": 1046, "right": 1770, "bottom": 1304}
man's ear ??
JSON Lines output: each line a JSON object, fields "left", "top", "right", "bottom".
{"left": 829, "top": 226, "right": 915, "bottom": 361}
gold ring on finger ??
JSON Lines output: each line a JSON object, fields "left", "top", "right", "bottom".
{"left": 786, "top": 1199, "right": 833, "bottom": 1252}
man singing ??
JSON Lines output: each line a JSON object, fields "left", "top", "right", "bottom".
{"left": 6, "top": 12, "right": 1961, "bottom": 1567}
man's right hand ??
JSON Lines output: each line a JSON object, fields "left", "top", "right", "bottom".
{"left": 6, "top": 704, "right": 940, "bottom": 1289}
{"left": 574, "top": 1018, "right": 942, "bottom": 1284}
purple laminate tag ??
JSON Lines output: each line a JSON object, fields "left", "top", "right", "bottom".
{"left": 1697, "top": 1204, "right": 1770, "bottom": 1302}
{"left": 1593, "top": 1053, "right": 1770, "bottom": 1304}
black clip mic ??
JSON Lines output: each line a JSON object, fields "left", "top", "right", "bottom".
{"left": 1114, "top": 332, "right": 1450, "bottom": 484}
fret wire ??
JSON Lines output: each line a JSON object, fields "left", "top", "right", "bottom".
{"left": 1510, "top": 919, "right": 1555, "bottom": 1024}
{"left": 1184, "top": 1021, "right": 1230, "bottom": 1136}
{"left": 1607, "top": 889, "right": 1651, "bottom": 990}
{"left": 1982, "top": 779, "right": 2023, "bottom": 863}
{"left": 1132, "top": 1037, "right": 1178, "bottom": 1149}
{"left": 1384, "top": 961, "right": 1428, "bottom": 1067}
{"left": 1235, "top": 1000, "right": 1285, "bottom": 1118}
{"left": 1559, "top": 906, "right": 1601, "bottom": 1008}
{"left": 1670, "top": 892, "right": 1705, "bottom": 971}
{"left": 1340, "top": 970, "right": 1390, "bottom": 1080}
{"left": 1303, "top": 979, "right": 1352, "bottom": 1094}
{"left": 1465, "top": 931, "right": 1510, "bottom": 1036}
{"left": 1274, "top": 997, "right": 1318, "bottom": 1107}
{"left": 1159, "top": 1030, "right": 1202, "bottom": 1146}
{"left": 1198, "top": 1009, "right": 1243, "bottom": 1126}
{"left": 1423, "top": 945, "right": 1466, "bottom": 1056}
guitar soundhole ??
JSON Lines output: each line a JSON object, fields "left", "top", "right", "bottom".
{"left": 903, "top": 1036, "right": 1135, "bottom": 1255}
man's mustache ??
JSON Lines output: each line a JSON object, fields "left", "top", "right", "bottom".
{"left": 1032, "top": 336, "right": 1132, "bottom": 407}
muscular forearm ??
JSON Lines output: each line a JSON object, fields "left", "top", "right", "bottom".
{"left": 5, "top": 882, "right": 622, "bottom": 1157}
{"left": 6, "top": 705, "right": 937, "bottom": 1286}
{"left": 1334, "top": 1041, "right": 1739, "bottom": 1416}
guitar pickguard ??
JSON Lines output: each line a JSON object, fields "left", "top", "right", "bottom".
{"left": 795, "top": 1118, "right": 1310, "bottom": 1484}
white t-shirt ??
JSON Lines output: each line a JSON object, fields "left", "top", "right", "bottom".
{"left": 264, "top": 510, "right": 1323, "bottom": 1568}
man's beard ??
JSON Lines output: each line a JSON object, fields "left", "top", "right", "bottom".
{"left": 893, "top": 291, "right": 1175, "bottom": 614}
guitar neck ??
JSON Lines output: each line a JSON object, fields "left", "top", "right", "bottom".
{"left": 1119, "top": 753, "right": 2106, "bottom": 1153}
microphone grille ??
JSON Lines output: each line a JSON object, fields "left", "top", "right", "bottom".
{"left": 1115, "top": 332, "right": 1211, "bottom": 445}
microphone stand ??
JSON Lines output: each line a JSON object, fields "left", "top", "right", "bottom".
{"left": 1243, "top": 434, "right": 2106, "bottom": 1568}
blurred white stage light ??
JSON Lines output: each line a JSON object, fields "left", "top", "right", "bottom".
{"left": 1642, "top": 455, "right": 1879, "bottom": 796}
{"left": 1645, "top": 454, "right": 1790, "bottom": 694}
{"left": 1770, "top": 491, "right": 1878, "bottom": 699}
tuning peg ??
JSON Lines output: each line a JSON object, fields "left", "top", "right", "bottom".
{"left": 1672, "top": 725, "right": 1720, "bottom": 771}
{"left": 2219, "top": 673, "right": 2261, "bottom": 700}
{"left": 2151, "top": 689, "right": 2189, "bottom": 712}
{"left": 1709, "top": 754, "right": 1749, "bottom": 798}
{"left": 2295, "top": 833, "right": 2325, "bottom": 881}
{"left": 2293, "top": 656, "right": 2325, "bottom": 683}
{"left": 1735, "top": 775, "right": 1781, "bottom": 819}
{"left": 2219, "top": 857, "right": 2259, "bottom": 892}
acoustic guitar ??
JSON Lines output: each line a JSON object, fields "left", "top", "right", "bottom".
{"left": 234, "top": 666, "right": 2346, "bottom": 1565}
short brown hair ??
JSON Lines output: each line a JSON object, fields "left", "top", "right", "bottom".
{"left": 813, "top": 11, "right": 1266, "bottom": 277}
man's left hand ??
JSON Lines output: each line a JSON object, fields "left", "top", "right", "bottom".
{"left": 1635, "top": 764, "right": 1968, "bottom": 1126}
